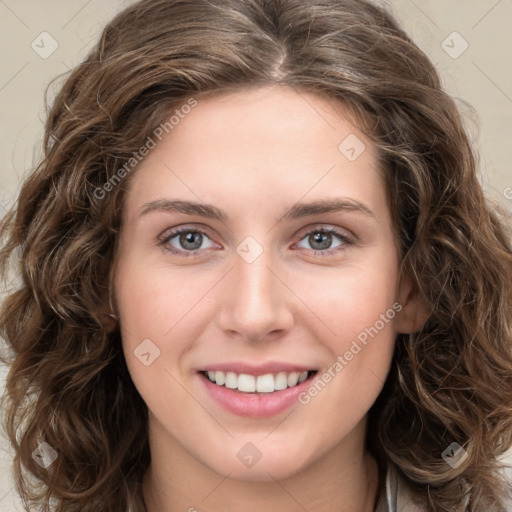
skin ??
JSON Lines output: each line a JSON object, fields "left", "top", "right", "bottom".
{"left": 112, "top": 84, "right": 427, "bottom": 512}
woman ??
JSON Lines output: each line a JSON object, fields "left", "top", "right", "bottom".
{"left": 1, "top": 1, "right": 511, "bottom": 511}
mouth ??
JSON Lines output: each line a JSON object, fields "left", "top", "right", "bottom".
{"left": 199, "top": 369, "right": 318, "bottom": 394}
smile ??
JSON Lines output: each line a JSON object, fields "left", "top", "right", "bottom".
{"left": 202, "top": 370, "right": 317, "bottom": 393}
{"left": 198, "top": 369, "right": 319, "bottom": 418}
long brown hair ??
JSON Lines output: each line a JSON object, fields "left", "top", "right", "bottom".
{"left": 1, "top": 1, "right": 512, "bottom": 511}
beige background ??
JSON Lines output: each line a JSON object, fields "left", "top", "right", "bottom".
{"left": 0, "top": 0, "right": 511, "bottom": 509}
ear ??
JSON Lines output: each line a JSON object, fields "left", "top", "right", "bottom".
{"left": 395, "top": 275, "right": 430, "bottom": 334}
{"left": 100, "top": 310, "right": 118, "bottom": 333}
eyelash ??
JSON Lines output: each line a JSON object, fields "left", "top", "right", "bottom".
{"left": 159, "top": 225, "right": 354, "bottom": 258}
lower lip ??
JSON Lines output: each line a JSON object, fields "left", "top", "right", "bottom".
{"left": 199, "top": 372, "right": 317, "bottom": 418}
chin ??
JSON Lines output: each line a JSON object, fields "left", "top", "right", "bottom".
{"left": 203, "top": 440, "right": 317, "bottom": 482}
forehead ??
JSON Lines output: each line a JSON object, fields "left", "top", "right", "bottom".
{"left": 158, "top": 85, "right": 372, "bottom": 158}
{"left": 123, "top": 85, "right": 387, "bottom": 222}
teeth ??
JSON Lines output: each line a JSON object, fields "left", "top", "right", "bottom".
{"left": 256, "top": 374, "right": 274, "bottom": 393}
{"left": 287, "top": 372, "right": 299, "bottom": 387}
{"left": 298, "top": 371, "right": 308, "bottom": 384}
{"left": 238, "top": 373, "right": 256, "bottom": 392}
{"left": 204, "top": 370, "right": 314, "bottom": 393}
{"left": 215, "top": 371, "right": 225, "bottom": 385}
{"left": 274, "top": 372, "right": 288, "bottom": 390}
{"left": 225, "top": 371, "right": 238, "bottom": 389}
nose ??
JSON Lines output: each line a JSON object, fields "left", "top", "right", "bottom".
{"left": 216, "top": 247, "right": 294, "bottom": 343}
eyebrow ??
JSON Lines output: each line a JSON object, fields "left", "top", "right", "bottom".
{"left": 139, "top": 198, "right": 376, "bottom": 222}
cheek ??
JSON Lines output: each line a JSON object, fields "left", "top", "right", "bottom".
{"left": 298, "top": 256, "right": 399, "bottom": 344}
{"left": 294, "top": 255, "right": 399, "bottom": 413}
{"left": 115, "top": 251, "right": 212, "bottom": 343}
{"left": 114, "top": 261, "right": 202, "bottom": 418}
{"left": 114, "top": 253, "right": 218, "bottom": 406}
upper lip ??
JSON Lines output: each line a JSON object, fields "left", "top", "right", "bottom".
{"left": 197, "top": 361, "right": 317, "bottom": 377}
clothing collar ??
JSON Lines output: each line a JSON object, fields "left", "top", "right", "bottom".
{"left": 374, "top": 463, "right": 427, "bottom": 512}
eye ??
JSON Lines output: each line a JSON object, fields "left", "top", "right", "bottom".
{"left": 160, "top": 227, "right": 217, "bottom": 257}
{"left": 159, "top": 225, "right": 354, "bottom": 258}
{"left": 294, "top": 226, "right": 353, "bottom": 256}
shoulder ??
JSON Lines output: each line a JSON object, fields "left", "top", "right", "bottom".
{"left": 375, "top": 463, "right": 475, "bottom": 512}
{"left": 375, "top": 463, "right": 428, "bottom": 512}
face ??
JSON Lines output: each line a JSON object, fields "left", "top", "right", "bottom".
{"left": 113, "top": 84, "right": 415, "bottom": 482}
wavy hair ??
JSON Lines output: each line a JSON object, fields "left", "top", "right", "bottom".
{"left": 1, "top": 0, "right": 512, "bottom": 511}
